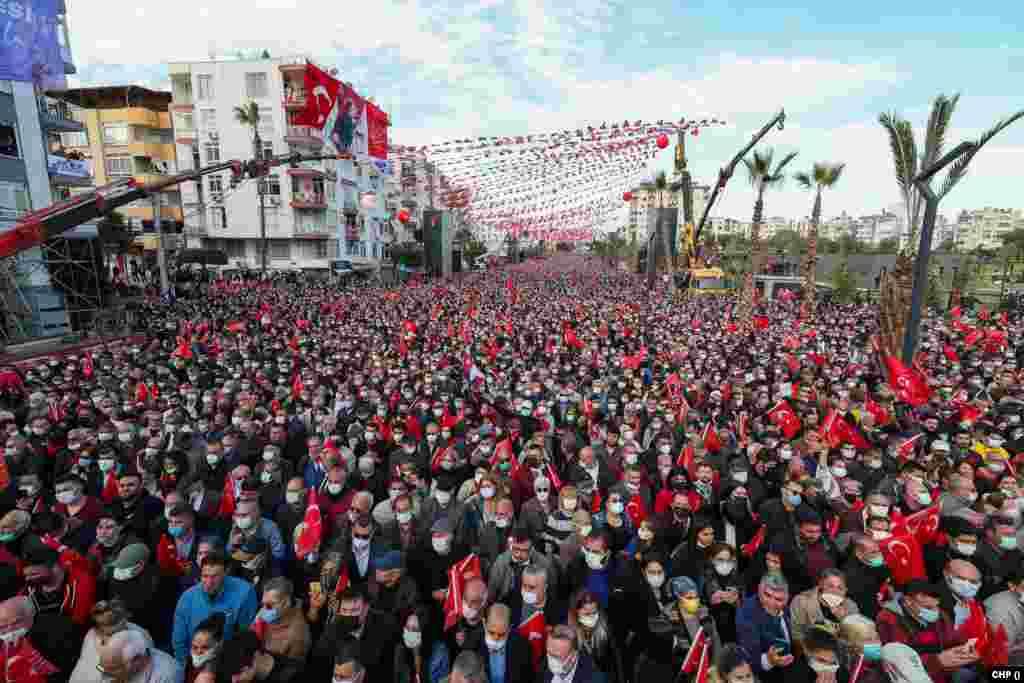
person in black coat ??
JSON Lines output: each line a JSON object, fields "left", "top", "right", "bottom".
{"left": 841, "top": 535, "right": 890, "bottom": 620}
{"left": 310, "top": 585, "right": 398, "bottom": 683}
{"left": 787, "top": 622, "right": 849, "bottom": 683}
{"left": 769, "top": 507, "right": 841, "bottom": 596}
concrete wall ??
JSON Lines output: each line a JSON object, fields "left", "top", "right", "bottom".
{"left": 815, "top": 253, "right": 969, "bottom": 288}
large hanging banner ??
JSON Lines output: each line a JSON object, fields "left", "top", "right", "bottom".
{"left": 0, "top": 0, "right": 67, "bottom": 89}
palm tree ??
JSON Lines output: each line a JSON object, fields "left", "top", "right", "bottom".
{"left": 653, "top": 171, "right": 676, "bottom": 292}
{"left": 877, "top": 94, "right": 1024, "bottom": 357}
{"left": 737, "top": 148, "right": 798, "bottom": 322}
{"left": 233, "top": 101, "right": 266, "bottom": 271}
{"left": 794, "top": 162, "right": 845, "bottom": 321}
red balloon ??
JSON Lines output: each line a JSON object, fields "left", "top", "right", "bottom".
{"left": 398, "top": 209, "right": 410, "bottom": 223}
{"left": 623, "top": 192, "right": 633, "bottom": 202}
{"left": 656, "top": 134, "right": 669, "bottom": 149}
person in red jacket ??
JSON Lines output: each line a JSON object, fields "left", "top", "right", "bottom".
{"left": 876, "top": 579, "right": 978, "bottom": 683}
{"left": 20, "top": 539, "right": 96, "bottom": 627}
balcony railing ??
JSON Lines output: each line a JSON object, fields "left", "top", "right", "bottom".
{"left": 283, "top": 90, "right": 307, "bottom": 110}
{"left": 294, "top": 222, "right": 331, "bottom": 238}
{"left": 38, "top": 97, "right": 83, "bottom": 132}
{"left": 290, "top": 193, "right": 327, "bottom": 209}
{"left": 283, "top": 125, "right": 323, "bottom": 146}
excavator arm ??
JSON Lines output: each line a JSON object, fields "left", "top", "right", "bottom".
{"left": 0, "top": 152, "right": 348, "bottom": 260}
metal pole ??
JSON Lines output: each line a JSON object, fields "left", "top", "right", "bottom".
{"left": 259, "top": 185, "right": 267, "bottom": 273}
{"left": 1000, "top": 253, "right": 1010, "bottom": 306}
{"left": 154, "top": 192, "right": 169, "bottom": 295}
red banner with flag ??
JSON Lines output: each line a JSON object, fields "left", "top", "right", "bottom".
{"left": 293, "top": 62, "right": 340, "bottom": 129}
{"left": 294, "top": 492, "right": 322, "bottom": 559}
{"left": 365, "top": 101, "right": 389, "bottom": 160}
{"left": 891, "top": 503, "right": 940, "bottom": 546}
{"left": 767, "top": 400, "right": 802, "bottom": 439}
{"left": 443, "top": 554, "right": 482, "bottom": 631}
{"left": 879, "top": 532, "right": 927, "bottom": 586}
{"left": 882, "top": 354, "right": 932, "bottom": 407}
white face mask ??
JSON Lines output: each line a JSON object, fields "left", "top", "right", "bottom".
{"left": 112, "top": 565, "right": 139, "bottom": 581}
{"left": 578, "top": 613, "right": 599, "bottom": 629}
{"left": 522, "top": 590, "right": 538, "bottom": 605}
{"left": 432, "top": 536, "right": 451, "bottom": 555}
{"left": 435, "top": 490, "right": 452, "bottom": 505}
{"left": 485, "top": 636, "right": 507, "bottom": 651}
{"left": 713, "top": 560, "right": 735, "bottom": 576}
{"left": 535, "top": 490, "right": 549, "bottom": 502}
{"left": 0, "top": 627, "right": 27, "bottom": 645}
{"left": 285, "top": 491, "right": 303, "bottom": 504}
{"left": 403, "top": 629, "right": 421, "bottom": 649}
{"left": 396, "top": 511, "right": 413, "bottom": 524}
{"left": 646, "top": 572, "right": 665, "bottom": 589}
{"left": 192, "top": 650, "right": 217, "bottom": 668}
{"left": 480, "top": 486, "right": 496, "bottom": 499}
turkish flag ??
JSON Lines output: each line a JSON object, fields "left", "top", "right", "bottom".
{"left": 293, "top": 62, "right": 340, "bottom": 129}
{"left": 365, "top": 101, "right": 389, "bottom": 160}
{"left": 443, "top": 554, "right": 482, "bottom": 631}
{"left": 767, "top": 400, "right": 802, "bottom": 439}
{"left": 820, "top": 410, "right": 870, "bottom": 450}
{"left": 753, "top": 316, "right": 769, "bottom": 330}
{"left": 294, "top": 493, "right": 322, "bottom": 559}
{"left": 879, "top": 532, "right": 927, "bottom": 586}
{"left": 882, "top": 354, "right": 931, "bottom": 407}
{"left": 864, "top": 397, "right": 891, "bottom": 426}
{"left": 943, "top": 344, "right": 959, "bottom": 363}
{"left": 891, "top": 503, "right": 940, "bottom": 546}
{"left": 702, "top": 423, "right": 722, "bottom": 453}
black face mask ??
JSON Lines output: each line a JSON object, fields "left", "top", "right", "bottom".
{"left": 336, "top": 615, "right": 361, "bottom": 634}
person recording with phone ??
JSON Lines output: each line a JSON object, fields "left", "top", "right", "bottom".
{"left": 737, "top": 572, "right": 795, "bottom": 683}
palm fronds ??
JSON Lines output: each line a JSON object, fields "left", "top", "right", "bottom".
{"left": 938, "top": 108, "right": 1024, "bottom": 199}
{"left": 922, "top": 93, "right": 959, "bottom": 169}
{"left": 794, "top": 171, "right": 813, "bottom": 190}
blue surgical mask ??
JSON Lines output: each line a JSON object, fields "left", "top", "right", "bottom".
{"left": 1000, "top": 536, "right": 1019, "bottom": 550}
{"left": 786, "top": 494, "right": 802, "bottom": 507}
{"left": 916, "top": 606, "right": 940, "bottom": 624}
{"left": 862, "top": 643, "right": 882, "bottom": 661}
{"left": 948, "top": 576, "right": 980, "bottom": 600}
{"left": 259, "top": 607, "right": 280, "bottom": 624}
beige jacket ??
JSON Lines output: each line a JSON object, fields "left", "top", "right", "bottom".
{"left": 789, "top": 587, "right": 860, "bottom": 652}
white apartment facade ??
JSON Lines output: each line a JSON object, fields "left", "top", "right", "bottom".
{"left": 169, "top": 56, "right": 339, "bottom": 270}
{"left": 956, "top": 208, "right": 1024, "bottom": 252}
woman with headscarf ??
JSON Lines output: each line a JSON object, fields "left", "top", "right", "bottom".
{"left": 637, "top": 573, "right": 723, "bottom": 681}
{"left": 838, "top": 615, "right": 884, "bottom": 683}
{"left": 569, "top": 589, "right": 624, "bottom": 683}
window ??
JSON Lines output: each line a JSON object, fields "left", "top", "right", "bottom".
{"left": 208, "top": 209, "right": 225, "bottom": 230}
{"left": 224, "top": 238, "right": 245, "bottom": 258}
{"left": 105, "top": 156, "right": 132, "bottom": 177}
{"left": 258, "top": 174, "right": 280, "bottom": 196}
{"left": 205, "top": 144, "right": 220, "bottom": 163}
{"left": 61, "top": 130, "right": 88, "bottom": 147}
{"left": 208, "top": 176, "right": 223, "bottom": 194}
{"left": 200, "top": 109, "right": 216, "bottom": 129}
{"left": 102, "top": 124, "right": 130, "bottom": 145}
{"left": 0, "top": 123, "right": 18, "bottom": 158}
{"left": 196, "top": 75, "right": 214, "bottom": 101}
{"left": 258, "top": 107, "right": 274, "bottom": 131}
{"left": 0, "top": 181, "right": 29, "bottom": 219}
{"left": 245, "top": 73, "right": 268, "bottom": 99}
{"left": 269, "top": 240, "right": 290, "bottom": 259}
{"left": 313, "top": 240, "right": 328, "bottom": 259}
{"left": 175, "top": 113, "right": 194, "bottom": 131}
{"left": 261, "top": 140, "right": 274, "bottom": 160}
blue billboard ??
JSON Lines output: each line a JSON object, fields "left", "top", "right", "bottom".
{"left": 0, "top": 0, "right": 66, "bottom": 89}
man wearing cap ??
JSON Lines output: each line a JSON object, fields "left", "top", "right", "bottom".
{"left": 368, "top": 549, "right": 420, "bottom": 615}
{"left": 877, "top": 579, "right": 975, "bottom": 683}
{"left": 106, "top": 543, "right": 174, "bottom": 646}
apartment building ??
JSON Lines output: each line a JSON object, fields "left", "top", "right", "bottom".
{"left": 956, "top": 207, "right": 1024, "bottom": 252}
{"left": 55, "top": 86, "right": 183, "bottom": 243}
{"left": 168, "top": 55, "right": 339, "bottom": 270}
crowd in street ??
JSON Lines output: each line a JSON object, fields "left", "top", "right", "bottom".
{"left": 0, "top": 253, "right": 1022, "bottom": 683}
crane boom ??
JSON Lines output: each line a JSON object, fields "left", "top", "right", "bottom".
{"left": 0, "top": 152, "right": 348, "bottom": 260}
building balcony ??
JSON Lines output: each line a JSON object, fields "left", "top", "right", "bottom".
{"left": 287, "top": 167, "right": 324, "bottom": 178}
{"left": 283, "top": 92, "right": 307, "bottom": 111}
{"left": 38, "top": 97, "right": 84, "bottom": 132}
{"left": 127, "top": 142, "right": 176, "bottom": 159}
{"left": 283, "top": 125, "right": 323, "bottom": 148}
{"left": 290, "top": 193, "right": 327, "bottom": 210}
{"left": 171, "top": 100, "right": 194, "bottom": 112}
{"left": 279, "top": 57, "right": 307, "bottom": 75}
{"left": 293, "top": 223, "right": 331, "bottom": 239}
{"left": 175, "top": 130, "right": 197, "bottom": 145}
{"left": 47, "top": 153, "right": 92, "bottom": 187}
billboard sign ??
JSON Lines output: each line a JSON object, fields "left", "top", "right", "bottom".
{"left": 0, "top": 0, "right": 67, "bottom": 89}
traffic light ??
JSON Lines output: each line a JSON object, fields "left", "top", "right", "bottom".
{"left": 229, "top": 161, "right": 244, "bottom": 188}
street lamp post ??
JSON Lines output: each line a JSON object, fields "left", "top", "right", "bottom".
{"left": 902, "top": 141, "right": 976, "bottom": 363}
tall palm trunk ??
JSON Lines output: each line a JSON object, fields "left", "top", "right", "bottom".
{"left": 739, "top": 191, "right": 765, "bottom": 322}
{"left": 801, "top": 190, "right": 822, "bottom": 321}
{"left": 878, "top": 253, "right": 915, "bottom": 357}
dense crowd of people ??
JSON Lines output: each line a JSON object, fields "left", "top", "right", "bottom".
{"left": 0, "top": 253, "right": 1021, "bottom": 683}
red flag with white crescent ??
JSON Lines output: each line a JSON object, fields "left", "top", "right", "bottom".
{"left": 443, "top": 553, "right": 482, "bottom": 631}
{"left": 879, "top": 532, "right": 927, "bottom": 585}
{"left": 295, "top": 492, "right": 322, "bottom": 559}
{"left": 680, "top": 627, "right": 707, "bottom": 673}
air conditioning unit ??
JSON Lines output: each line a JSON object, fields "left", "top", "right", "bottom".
{"left": 267, "top": 197, "right": 280, "bottom": 207}
{"left": 208, "top": 132, "right": 219, "bottom": 141}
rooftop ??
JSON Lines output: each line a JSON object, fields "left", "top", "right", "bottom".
{"left": 48, "top": 85, "right": 172, "bottom": 110}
